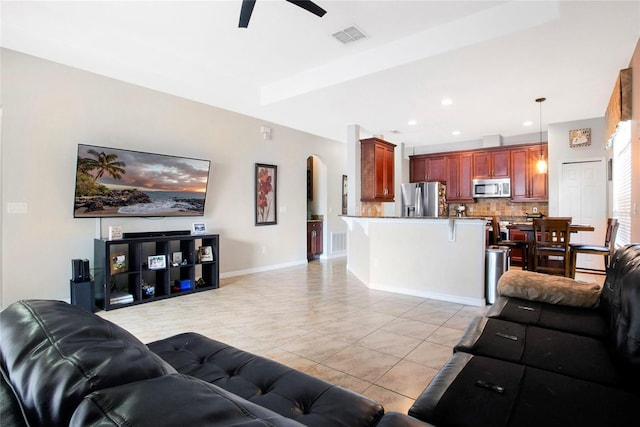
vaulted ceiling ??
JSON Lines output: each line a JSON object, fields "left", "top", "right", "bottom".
{"left": 2, "top": 1, "right": 639, "bottom": 147}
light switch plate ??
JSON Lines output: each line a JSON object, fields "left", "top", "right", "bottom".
{"left": 7, "top": 202, "right": 28, "bottom": 214}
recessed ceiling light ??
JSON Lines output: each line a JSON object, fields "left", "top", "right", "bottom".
{"left": 441, "top": 98, "right": 453, "bottom": 106}
{"left": 452, "top": 130, "right": 461, "bottom": 136}
{"left": 523, "top": 120, "right": 533, "bottom": 126}
{"left": 408, "top": 120, "right": 417, "bottom": 126}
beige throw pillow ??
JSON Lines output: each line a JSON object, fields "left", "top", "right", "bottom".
{"left": 497, "top": 270, "right": 601, "bottom": 308}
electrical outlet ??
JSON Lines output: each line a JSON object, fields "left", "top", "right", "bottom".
{"left": 532, "top": 206, "right": 538, "bottom": 213}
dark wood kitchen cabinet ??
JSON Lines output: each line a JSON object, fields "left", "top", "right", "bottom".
{"left": 473, "top": 149, "right": 510, "bottom": 179}
{"left": 445, "top": 152, "right": 473, "bottom": 202}
{"left": 307, "top": 221, "right": 323, "bottom": 260}
{"left": 361, "top": 137, "right": 395, "bottom": 202}
{"left": 410, "top": 154, "right": 446, "bottom": 182}
{"left": 511, "top": 144, "right": 548, "bottom": 201}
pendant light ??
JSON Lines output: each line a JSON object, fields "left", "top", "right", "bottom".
{"left": 535, "top": 97, "right": 548, "bottom": 174}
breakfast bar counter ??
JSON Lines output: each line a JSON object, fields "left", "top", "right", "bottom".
{"left": 342, "top": 216, "right": 486, "bottom": 306}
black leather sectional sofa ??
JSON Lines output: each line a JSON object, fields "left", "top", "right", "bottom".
{"left": 1, "top": 244, "right": 638, "bottom": 426}
{"left": 407, "top": 243, "right": 640, "bottom": 427}
{"left": 0, "top": 299, "right": 432, "bottom": 427}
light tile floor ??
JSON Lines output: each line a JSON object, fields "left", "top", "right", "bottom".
{"left": 98, "top": 258, "right": 605, "bottom": 414}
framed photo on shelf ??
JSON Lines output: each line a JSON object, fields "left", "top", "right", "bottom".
{"left": 108, "top": 226, "right": 123, "bottom": 240}
{"left": 110, "top": 253, "right": 127, "bottom": 274}
{"left": 147, "top": 255, "right": 166, "bottom": 270}
{"left": 255, "top": 163, "right": 277, "bottom": 226}
{"left": 199, "top": 246, "right": 213, "bottom": 262}
{"left": 171, "top": 252, "right": 183, "bottom": 266}
{"left": 192, "top": 222, "right": 207, "bottom": 235}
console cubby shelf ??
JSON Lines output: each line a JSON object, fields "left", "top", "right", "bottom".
{"left": 94, "top": 234, "right": 219, "bottom": 311}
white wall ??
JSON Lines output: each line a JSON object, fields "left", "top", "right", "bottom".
{"left": 0, "top": 49, "right": 347, "bottom": 308}
{"left": 548, "top": 117, "right": 608, "bottom": 216}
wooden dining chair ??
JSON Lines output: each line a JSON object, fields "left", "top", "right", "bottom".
{"left": 532, "top": 217, "right": 573, "bottom": 277}
{"left": 569, "top": 218, "right": 619, "bottom": 278}
{"left": 490, "top": 216, "right": 529, "bottom": 270}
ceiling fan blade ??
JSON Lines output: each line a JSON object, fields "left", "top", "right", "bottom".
{"left": 239, "top": 0, "right": 256, "bottom": 28}
{"left": 285, "top": 0, "right": 327, "bottom": 18}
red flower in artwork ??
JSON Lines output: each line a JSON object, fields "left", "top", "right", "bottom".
{"left": 257, "top": 167, "right": 274, "bottom": 222}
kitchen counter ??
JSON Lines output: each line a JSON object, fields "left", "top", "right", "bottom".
{"left": 342, "top": 216, "right": 486, "bottom": 306}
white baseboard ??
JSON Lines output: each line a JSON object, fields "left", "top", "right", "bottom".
{"left": 367, "top": 283, "right": 487, "bottom": 307}
{"left": 220, "top": 259, "right": 309, "bottom": 279}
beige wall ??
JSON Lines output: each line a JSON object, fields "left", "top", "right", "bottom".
{"left": 0, "top": 49, "right": 347, "bottom": 308}
{"left": 548, "top": 116, "right": 607, "bottom": 216}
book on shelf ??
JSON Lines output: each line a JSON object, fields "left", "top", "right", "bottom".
{"left": 110, "top": 292, "right": 134, "bottom": 304}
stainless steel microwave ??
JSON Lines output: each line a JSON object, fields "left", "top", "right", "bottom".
{"left": 472, "top": 178, "right": 511, "bottom": 198}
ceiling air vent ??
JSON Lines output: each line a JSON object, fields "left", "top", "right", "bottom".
{"left": 332, "top": 26, "right": 367, "bottom": 45}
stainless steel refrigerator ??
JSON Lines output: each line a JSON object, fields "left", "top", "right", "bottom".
{"left": 401, "top": 182, "right": 447, "bottom": 217}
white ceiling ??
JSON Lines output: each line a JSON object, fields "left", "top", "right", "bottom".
{"left": 2, "top": 1, "right": 639, "bottom": 148}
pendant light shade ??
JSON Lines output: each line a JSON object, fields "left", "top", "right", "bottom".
{"left": 535, "top": 97, "right": 548, "bottom": 174}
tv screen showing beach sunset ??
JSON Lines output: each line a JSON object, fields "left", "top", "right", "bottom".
{"left": 74, "top": 144, "right": 211, "bottom": 218}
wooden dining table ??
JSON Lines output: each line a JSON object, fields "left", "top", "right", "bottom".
{"left": 506, "top": 222, "right": 595, "bottom": 271}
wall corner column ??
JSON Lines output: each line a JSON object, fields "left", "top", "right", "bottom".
{"left": 347, "top": 124, "right": 361, "bottom": 216}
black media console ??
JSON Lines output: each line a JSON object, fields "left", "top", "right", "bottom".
{"left": 94, "top": 233, "right": 219, "bottom": 311}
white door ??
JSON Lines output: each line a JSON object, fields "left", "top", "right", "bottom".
{"left": 560, "top": 160, "right": 607, "bottom": 271}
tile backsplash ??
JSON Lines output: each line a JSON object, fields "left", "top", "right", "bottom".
{"left": 448, "top": 199, "right": 548, "bottom": 219}
{"left": 359, "top": 199, "right": 548, "bottom": 219}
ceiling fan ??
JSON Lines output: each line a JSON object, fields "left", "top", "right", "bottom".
{"left": 239, "top": 0, "right": 327, "bottom": 28}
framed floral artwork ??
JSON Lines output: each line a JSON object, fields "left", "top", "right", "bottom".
{"left": 255, "top": 163, "right": 277, "bottom": 225}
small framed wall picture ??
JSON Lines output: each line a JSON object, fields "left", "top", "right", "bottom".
{"left": 569, "top": 128, "right": 591, "bottom": 148}
{"left": 192, "top": 222, "right": 207, "bottom": 235}
{"left": 199, "top": 246, "right": 213, "bottom": 262}
{"left": 147, "top": 255, "right": 166, "bottom": 270}
{"left": 342, "top": 175, "right": 348, "bottom": 215}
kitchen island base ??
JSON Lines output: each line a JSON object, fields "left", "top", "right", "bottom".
{"left": 343, "top": 217, "right": 486, "bottom": 307}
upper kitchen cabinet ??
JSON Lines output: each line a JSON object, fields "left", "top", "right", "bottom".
{"left": 361, "top": 137, "right": 396, "bottom": 202}
{"left": 409, "top": 154, "right": 446, "bottom": 182}
{"left": 473, "top": 150, "right": 510, "bottom": 179}
{"left": 511, "top": 144, "right": 548, "bottom": 201}
{"left": 446, "top": 152, "right": 474, "bottom": 202}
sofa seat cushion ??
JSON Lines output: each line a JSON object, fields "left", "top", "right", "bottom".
{"left": 148, "top": 332, "right": 384, "bottom": 427}
{"left": 486, "top": 296, "right": 608, "bottom": 339}
{"left": 70, "top": 374, "right": 306, "bottom": 427}
{"left": 408, "top": 352, "right": 640, "bottom": 427}
{"left": 454, "top": 317, "right": 624, "bottom": 388}
{"left": 0, "top": 300, "right": 176, "bottom": 427}
{"left": 497, "top": 270, "right": 601, "bottom": 308}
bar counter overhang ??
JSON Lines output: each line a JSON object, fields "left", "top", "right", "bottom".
{"left": 342, "top": 216, "right": 486, "bottom": 307}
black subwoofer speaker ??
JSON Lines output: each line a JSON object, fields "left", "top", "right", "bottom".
{"left": 70, "top": 280, "right": 95, "bottom": 313}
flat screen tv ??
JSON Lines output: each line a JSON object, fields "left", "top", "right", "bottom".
{"left": 74, "top": 144, "right": 211, "bottom": 218}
